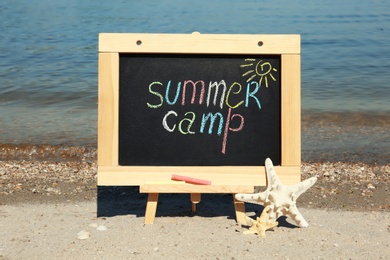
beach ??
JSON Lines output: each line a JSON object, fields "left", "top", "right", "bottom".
{"left": 1, "top": 145, "right": 389, "bottom": 210}
{"left": 1, "top": 144, "right": 390, "bottom": 259}
{"left": 1, "top": 0, "right": 390, "bottom": 258}
{"left": 1, "top": 201, "right": 389, "bottom": 259}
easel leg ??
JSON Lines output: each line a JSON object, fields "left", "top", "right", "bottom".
{"left": 233, "top": 194, "right": 247, "bottom": 224}
{"left": 190, "top": 193, "right": 201, "bottom": 213}
{"left": 144, "top": 193, "right": 159, "bottom": 224}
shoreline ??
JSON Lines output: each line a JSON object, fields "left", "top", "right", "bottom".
{"left": 1, "top": 110, "right": 389, "bottom": 163}
{"left": 1, "top": 154, "right": 389, "bottom": 212}
{"left": 1, "top": 142, "right": 389, "bottom": 165}
{"left": 1, "top": 110, "right": 389, "bottom": 150}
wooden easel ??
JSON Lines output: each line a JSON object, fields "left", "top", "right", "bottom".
{"left": 140, "top": 183, "right": 254, "bottom": 224}
{"left": 97, "top": 33, "right": 302, "bottom": 224}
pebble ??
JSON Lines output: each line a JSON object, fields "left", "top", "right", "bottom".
{"left": 77, "top": 230, "right": 90, "bottom": 240}
{"left": 0, "top": 159, "right": 96, "bottom": 196}
{"left": 1, "top": 157, "right": 389, "bottom": 212}
{"left": 96, "top": 225, "right": 108, "bottom": 231}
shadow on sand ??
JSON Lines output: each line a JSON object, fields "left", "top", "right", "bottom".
{"left": 97, "top": 186, "right": 298, "bottom": 228}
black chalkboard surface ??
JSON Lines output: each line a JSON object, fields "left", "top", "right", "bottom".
{"left": 119, "top": 54, "right": 280, "bottom": 166}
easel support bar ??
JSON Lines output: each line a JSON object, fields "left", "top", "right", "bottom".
{"left": 140, "top": 184, "right": 254, "bottom": 224}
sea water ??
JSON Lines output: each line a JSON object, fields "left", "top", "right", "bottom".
{"left": 0, "top": 0, "right": 389, "bottom": 162}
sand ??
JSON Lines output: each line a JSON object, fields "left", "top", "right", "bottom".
{"left": 1, "top": 149, "right": 390, "bottom": 259}
{"left": 1, "top": 199, "right": 389, "bottom": 259}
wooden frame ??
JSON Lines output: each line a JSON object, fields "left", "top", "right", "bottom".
{"left": 98, "top": 33, "right": 301, "bottom": 223}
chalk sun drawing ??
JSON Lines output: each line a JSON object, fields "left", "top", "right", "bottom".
{"left": 241, "top": 59, "right": 278, "bottom": 88}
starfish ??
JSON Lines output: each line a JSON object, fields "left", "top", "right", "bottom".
{"left": 243, "top": 206, "right": 279, "bottom": 237}
{"left": 235, "top": 158, "right": 317, "bottom": 228}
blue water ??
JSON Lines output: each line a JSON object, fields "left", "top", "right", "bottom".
{"left": 0, "top": 0, "right": 389, "bottom": 161}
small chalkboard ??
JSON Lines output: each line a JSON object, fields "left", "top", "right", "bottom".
{"left": 98, "top": 33, "right": 301, "bottom": 189}
{"left": 119, "top": 54, "right": 281, "bottom": 166}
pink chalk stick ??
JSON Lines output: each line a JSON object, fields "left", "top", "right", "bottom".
{"left": 171, "top": 174, "right": 211, "bottom": 185}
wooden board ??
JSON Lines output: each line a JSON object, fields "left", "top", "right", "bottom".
{"left": 98, "top": 33, "right": 301, "bottom": 187}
